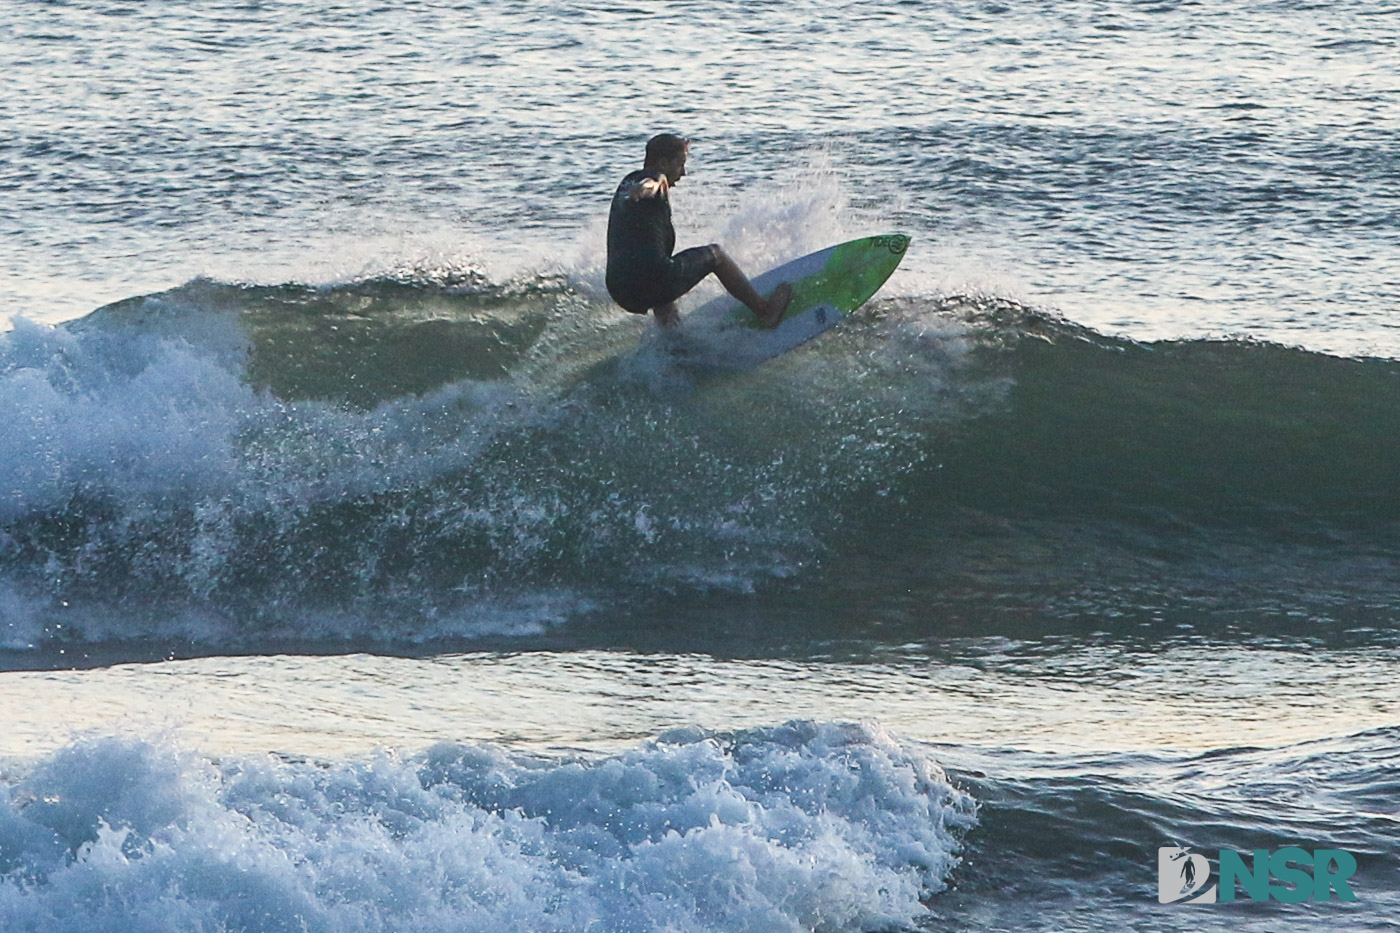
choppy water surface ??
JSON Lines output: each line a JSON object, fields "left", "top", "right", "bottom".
{"left": 3, "top": 0, "right": 1398, "bottom": 930}
{"left": 7, "top": 0, "right": 1398, "bottom": 352}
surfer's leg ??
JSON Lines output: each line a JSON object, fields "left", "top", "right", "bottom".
{"left": 709, "top": 246, "right": 791, "bottom": 329}
{"left": 653, "top": 302, "right": 680, "bottom": 328}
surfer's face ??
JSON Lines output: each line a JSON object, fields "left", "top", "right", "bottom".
{"left": 661, "top": 151, "right": 687, "bottom": 186}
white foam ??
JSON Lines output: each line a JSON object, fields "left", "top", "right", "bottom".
{"left": 0, "top": 310, "right": 586, "bottom": 643}
{"left": 0, "top": 316, "right": 251, "bottom": 522}
{"left": 0, "top": 722, "right": 975, "bottom": 932}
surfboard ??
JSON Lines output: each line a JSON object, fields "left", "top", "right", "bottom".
{"left": 673, "top": 233, "right": 910, "bottom": 368}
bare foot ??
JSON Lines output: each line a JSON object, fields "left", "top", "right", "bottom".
{"left": 758, "top": 282, "right": 792, "bottom": 329}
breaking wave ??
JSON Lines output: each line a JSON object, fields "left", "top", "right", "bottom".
{"left": 2, "top": 273, "right": 1397, "bottom": 650}
{"left": 0, "top": 721, "right": 975, "bottom": 933}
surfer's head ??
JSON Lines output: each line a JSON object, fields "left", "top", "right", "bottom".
{"left": 644, "top": 133, "right": 689, "bottom": 185}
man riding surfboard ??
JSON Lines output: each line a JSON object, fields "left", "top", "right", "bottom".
{"left": 606, "top": 134, "right": 792, "bottom": 329}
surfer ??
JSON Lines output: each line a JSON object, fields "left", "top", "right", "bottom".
{"left": 606, "top": 133, "right": 792, "bottom": 328}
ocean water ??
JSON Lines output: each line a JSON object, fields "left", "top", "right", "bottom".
{"left": 2, "top": 0, "right": 1398, "bottom": 930}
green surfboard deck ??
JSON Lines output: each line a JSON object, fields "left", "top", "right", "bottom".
{"left": 678, "top": 233, "right": 911, "bottom": 366}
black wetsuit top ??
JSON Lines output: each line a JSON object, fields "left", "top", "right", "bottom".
{"left": 605, "top": 169, "right": 717, "bottom": 314}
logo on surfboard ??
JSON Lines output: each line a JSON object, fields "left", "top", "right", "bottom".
{"left": 870, "top": 235, "right": 909, "bottom": 255}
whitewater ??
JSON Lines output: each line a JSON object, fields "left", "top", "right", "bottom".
{"left": 3, "top": 1, "right": 1398, "bottom": 930}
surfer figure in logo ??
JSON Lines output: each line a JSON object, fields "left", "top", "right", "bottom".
{"left": 606, "top": 133, "right": 792, "bottom": 329}
{"left": 1171, "top": 848, "right": 1198, "bottom": 894}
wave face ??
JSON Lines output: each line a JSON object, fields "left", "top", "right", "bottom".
{"left": 0, "top": 721, "right": 974, "bottom": 933}
{"left": 928, "top": 305, "right": 1400, "bottom": 527}
{"left": 2, "top": 276, "right": 1398, "bottom": 649}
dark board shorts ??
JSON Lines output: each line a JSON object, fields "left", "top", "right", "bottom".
{"left": 606, "top": 245, "right": 720, "bottom": 315}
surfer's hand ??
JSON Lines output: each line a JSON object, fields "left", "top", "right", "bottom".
{"left": 631, "top": 175, "right": 668, "bottom": 200}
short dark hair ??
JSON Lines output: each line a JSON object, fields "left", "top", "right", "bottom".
{"left": 645, "top": 133, "right": 689, "bottom": 165}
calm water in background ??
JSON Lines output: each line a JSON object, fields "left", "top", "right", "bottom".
{"left": 2, "top": 1, "right": 1399, "bottom": 930}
